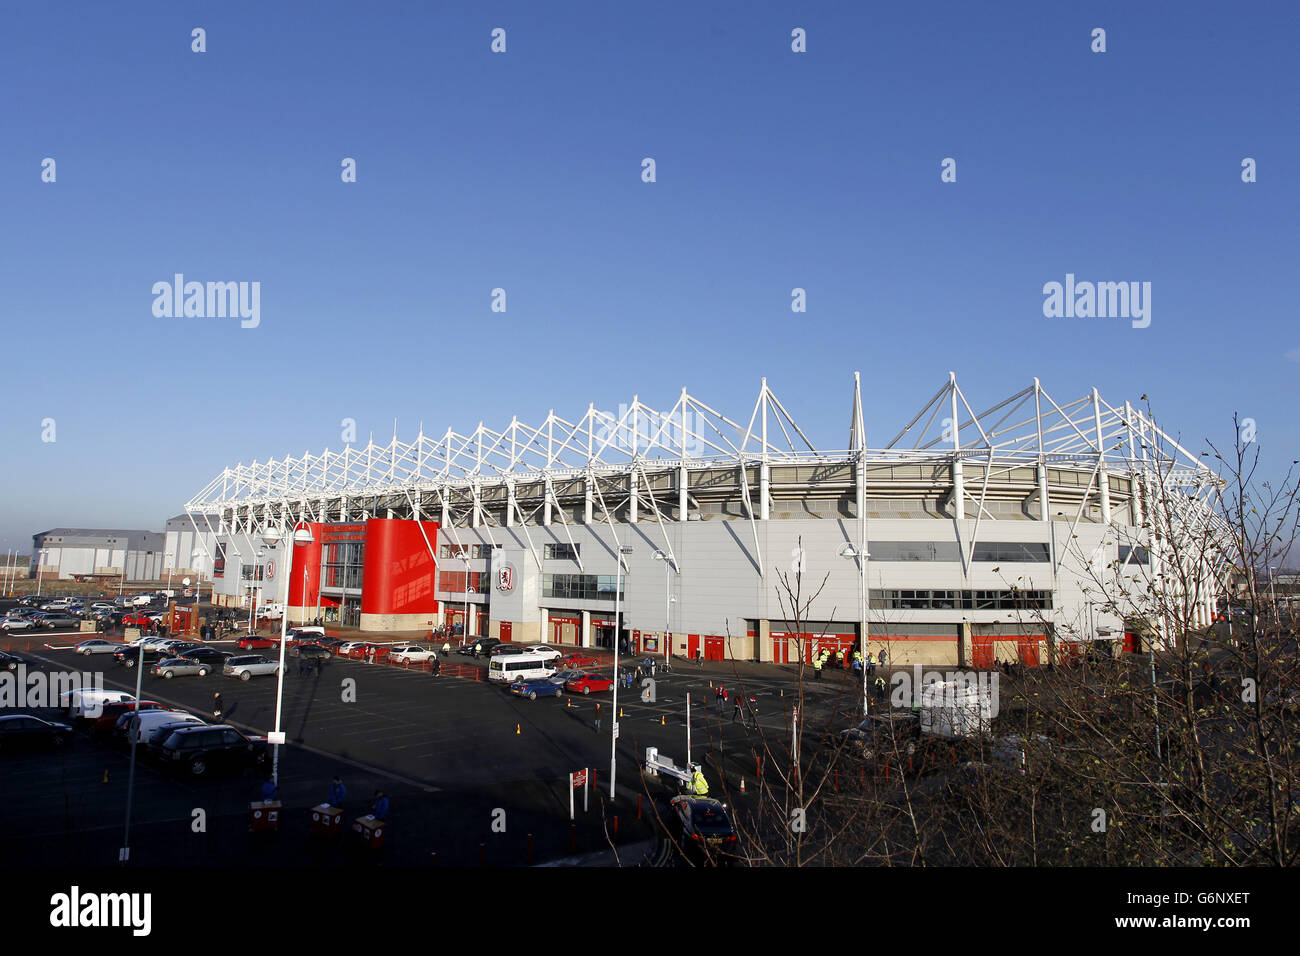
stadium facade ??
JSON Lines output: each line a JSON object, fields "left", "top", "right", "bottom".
{"left": 184, "top": 373, "right": 1226, "bottom": 667}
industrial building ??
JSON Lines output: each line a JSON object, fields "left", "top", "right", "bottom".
{"left": 30, "top": 516, "right": 218, "bottom": 586}
{"left": 184, "top": 373, "right": 1227, "bottom": 667}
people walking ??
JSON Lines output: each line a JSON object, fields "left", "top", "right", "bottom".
{"left": 732, "top": 694, "right": 743, "bottom": 723}
{"left": 212, "top": 692, "right": 223, "bottom": 722}
{"left": 594, "top": 702, "right": 603, "bottom": 734}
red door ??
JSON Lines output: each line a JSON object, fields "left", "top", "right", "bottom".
{"left": 704, "top": 636, "right": 725, "bottom": 661}
{"left": 687, "top": 634, "right": 700, "bottom": 659}
{"left": 499, "top": 621, "right": 512, "bottom": 641}
{"left": 972, "top": 635, "right": 995, "bottom": 669}
{"left": 1017, "top": 635, "right": 1041, "bottom": 667}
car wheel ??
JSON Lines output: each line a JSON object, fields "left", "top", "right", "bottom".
{"left": 163, "top": 671, "right": 174, "bottom": 679}
{"left": 239, "top": 671, "right": 251, "bottom": 681}
{"left": 529, "top": 691, "right": 538, "bottom": 701}
{"left": 198, "top": 668, "right": 209, "bottom": 677}
{"left": 583, "top": 687, "right": 591, "bottom": 695}
{"left": 52, "top": 734, "right": 67, "bottom": 747}
{"left": 189, "top": 757, "right": 208, "bottom": 777}
{"left": 124, "top": 659, "right": 134, "bottom": 668}
{"left": 556, "top": 690, "right": 563, "bottom": 698}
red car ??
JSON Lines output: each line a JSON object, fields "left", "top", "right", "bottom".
{"left": 559, "top": 654, "right": 600, "bottom": 669}
{"left": 90, "top": 700, "right": 168, "bottom": 740}
{"left": 237, "top": 635, "right": 276, "bottom": 650}
{"left": 566, "top": 672, "right": 615, "bottom": 695}
{"left": 122, "top": 612, "right": 154, "bottom": 630}
{"left": 348, "top": 643, "right": 391, "bottom": 663}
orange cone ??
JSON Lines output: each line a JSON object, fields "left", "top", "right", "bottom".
{"left": 740, "top": 777, "right": 746, "bottom": 792}
{"left": 515, "top": 724, "right": 521, "bottom": 735}
{"left": 660, "top": 715, "right": 665, "bottom": 725}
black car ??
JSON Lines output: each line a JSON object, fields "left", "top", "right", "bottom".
{"left": 114, "top": 647, "right": 169, "bottom": 668}
{"left": 179, "top": 647, "right": 230, "bottom": 667}
{"left": 158, "top": 725, "right": 269, "bottom": 777}
{"left": 669, "top": 796, "right": 741, "bottom": 865}
{"left": 822, "top": 712, "right": 922, "bottom": 762}
{"left": 289, "top": 643, "right": 332, "bottom": 661}
{"left": 0, "top": 651, "right": 24, "bottom": 672}
{"left": 458, "top": 637, "right": 502, "bottom": 657}
{"left": 0, "top": 714, "right": 74, "bottom": 750}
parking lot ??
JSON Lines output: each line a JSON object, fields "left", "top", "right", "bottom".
{"left": 0, "top": 628, "right": 870, "bottom": 867}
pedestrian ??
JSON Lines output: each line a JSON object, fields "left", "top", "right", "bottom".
{"left": 879, "top": 648, "right": 887, "bottom": 668}
{"left": 431, "top": 657, "right": 441, "bottom": 676}
{"left": 732, "top": 694, "right": 743, "bottom": 723}
{"left": 212, "top": 692, "right": 223, "bottom": 722}
{"left": 297, "top": 656, "right": 308, "bottom": 676}
{"left": 715, "top": 685, "right": 723, "bottom": 711}
{"left": 327, "top": 776, "right": 346, "bottom": 807}
{"left": 594, "top": 702, "right": 603, "bottom": 734}
{"left": 261, "top": 777, "right": 279, "bottom": 803}
{"left": 813, "top": 657, "right": 823, "bottom": 680}
{"left": 312, "top": 657, "right": 323, "bottom": 677}
{"left": 442, "top": 641, "right": 451, "bottom": 656}
{"left": 371, "top": 790, "right": 389, "bottom": 821}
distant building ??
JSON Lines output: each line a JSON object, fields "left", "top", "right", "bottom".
{"left": 31, "top": 528, "right": 165, "bottom": 581}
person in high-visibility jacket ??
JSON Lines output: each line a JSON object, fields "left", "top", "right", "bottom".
{"left": 690, "top": 766, "right": 709, "bottom": 796}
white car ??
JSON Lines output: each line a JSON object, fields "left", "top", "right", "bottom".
{"left": 523, "top": 645, "right": 563, "bottom": 661}
{"left": 1, "top": 616, "right": 35, "bottom": 632}
{"left": 223, "top": 655, "right": 281, "bottom": 681}
{"left": 124, "top": 710, "right": 204, "bottom": 746}
{"left": 130, "top": 595, "right": 154, "bottom": 607}
{"left": 61, "top": 688, "right": 135, "bottom": 719}
{"left": 75, "top": 639, "right": 123, "bottom": 656}
{"left": 286, "top": 626, "right": 326, "bottom": 642}
{"left": 41, "top": 598, "right": 72, "bottom": 610}
{"left": 390, "top": 645, "right": 437, "bottom": 664}
{"left": 337, "top": 641, "right": 369, "bottom": 656}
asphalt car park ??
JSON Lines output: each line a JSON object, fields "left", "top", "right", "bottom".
{"left": 1, "top": 635, "right": 874, "bottom": 866}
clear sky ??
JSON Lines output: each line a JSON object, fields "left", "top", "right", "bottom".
{"left": 1, "top": 1, "right": 1297, "bottom": 552}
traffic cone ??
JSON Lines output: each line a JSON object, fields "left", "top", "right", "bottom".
{"left": 739, "top": 777, "right": 746, "bottom": 793}
{"left": 515, "top": 724, "right": 521, "bottom": 735}
{"left": 709, "top": 680, "right": 713, "bottom": 688}
{"left": 566, "top": 698, "right": 571, "bottom": 708}
{"left": 660, "top": 715, "right": 665, "bottom": 725}
{"left": 619, "top": 708, "right": 624, "bottom": 718}
{"left": 102, "top": 769, "right": 109, "bottom": 784}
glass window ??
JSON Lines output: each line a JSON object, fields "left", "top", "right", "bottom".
{"left": 544, "top": 543, "right": 581, "bottom": 560}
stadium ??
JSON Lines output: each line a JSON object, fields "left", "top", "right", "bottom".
{"left": 184, "top": 372, "right": 1225, "bottom": 667}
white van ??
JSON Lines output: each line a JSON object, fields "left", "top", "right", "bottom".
{"left": 286, "top": 626, "right": 326, "bottom": 642}
{"left": 124, "top": 710, "right": 205, "bottom": 747}
{"left": 488, "top": 653, "right": 557, "bottom": 683}
{"left": 61, "top": 688, "right": 136, "bottom": 720}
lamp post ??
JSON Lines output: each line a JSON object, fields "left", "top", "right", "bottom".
{"left": 610, "top": 544, "right": 632, "bottom": 800}
{"left": 36, "top": 548, "right": 49, "bottom": 597}
{"left": 1269, "top": 566, "right": 1279, "bottom": 621}
{"left": 839, "top": 543, "right": 870, "bottom": 716}
{"left": 463, "top": 548, "right": 473, "bottom": 641}
{"left": 247, "top": 548, "right": 266, "bottom": 635}
{"left": 191, "top": 549, "right": 204, "bottom": 605}
{"left": 263, "top": 522, "right": 315, "bottom": 785}
{"left": 652, "top": 550, "right": 674, "bottom": 665}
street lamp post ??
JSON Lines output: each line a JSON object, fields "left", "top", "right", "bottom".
{"left": 839, "top": 544, "right": 870, "bottom": 716}
{"left": 610, "top": 545, "right": 632, "bottom": 800}
{"left": 652, "top": 550, "right": 674, "bottom": 665}
{"left": 263, "top": 523, "right": 315, "bottom": 785}
{"left": 36, "top": 549, "right": 49, "bottom": 597}
{"left": 191, "top": 549, "right": 204, "bottom": 606}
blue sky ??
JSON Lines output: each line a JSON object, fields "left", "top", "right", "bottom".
{"left": 1, "top": 1, "right": 1297, "bottom": 551}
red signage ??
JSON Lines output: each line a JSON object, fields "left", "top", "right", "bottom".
{"left": 571, "top": 770, "right": 587, "bottom": 789}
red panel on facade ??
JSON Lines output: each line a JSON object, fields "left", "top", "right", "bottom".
{"left": 287, "top": 523, "right": 325, "bottom": 608}
{"left": 359, "top": 519, "right": 441, "bottom": 616}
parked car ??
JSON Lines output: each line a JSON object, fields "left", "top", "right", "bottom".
{"left": 178, "top": 647, "right": 231, "bottom": 668}
{"left": 75, "top": 638, "right": 122, "bottom": 656}
{"left": 348, "top": 643, "right": 391, "bottom": 662}
{"left": 1, "top": 616, "right": 35, "bottom": 632}
{"left": 389, "top": 645, "right": 437, "bottom": 664}
{"left": 0, "top": 651, "right": 25, "bottom": 671}
{"left": 61, "top": 688, "right": 135, "bottom": 720}
{"left": 822, "top": 713, "right": 922, "bottom": 762}
{"left": 558, "top": 653, "right": 600, "bottom": 669}
{"left": 158, "top": 724, "right": 269, "bottom": 778}
{"left": 36, "top": 611, "right": 81, "bottom": 630}
{"left": 458, "top": 637, "right": 502, "bottom": 657}
{"left": 548, "top": 669, "right": 585, "bottom": 685}
{"left": 286, "top": 626, "right": 326, "bottom": 643}
{"left": 223, "top": 655, "right": 280, "bottom": 680}
{"left": 118, "top": 710, "right": 204, "bottom": 748}
{"left": 566, "top": 672, "right": 615, "bottom": 695}
{"left": 510, "top": 677, "right": 564, "bottom": 700}
{"left": 151, "top": 657, "right": 216, "bottom": 679}
{"left": 89, "top": 701, "right": 169, "bottom": 740}
{"left": 114, "top": 647, "right": 169, "bottom": 669}
{"left": 669, "top": 795, "right": 740, "bottom": 865}
{"left": 237, "top": 634, "right": 277, "bottom": 650}
{"left": 121, "top": 612, "right": 155, "bottom": 630}
{"left": 523, "top": 644, "right": 562, "bottom": 658}
{"left": 40, "top": 598, "right": 73, "bottom": 611}
{"left": 288, "top": 643, "right": 332, "bottom": 661}
{"left": 0, "top": 714, "right": 74, "bottom": 751}
{"left": 336, "top": 641, "right": 368, "bottom": 656}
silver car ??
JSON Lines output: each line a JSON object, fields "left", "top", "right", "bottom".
{"left": 151, "top": 657, "right": 214, "bottom": 679}
{"left": 223, "top": 655, "right": 280, "bottom": 681}
{"left": 1, "top": 616, "right": 35, "bottom": 632}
